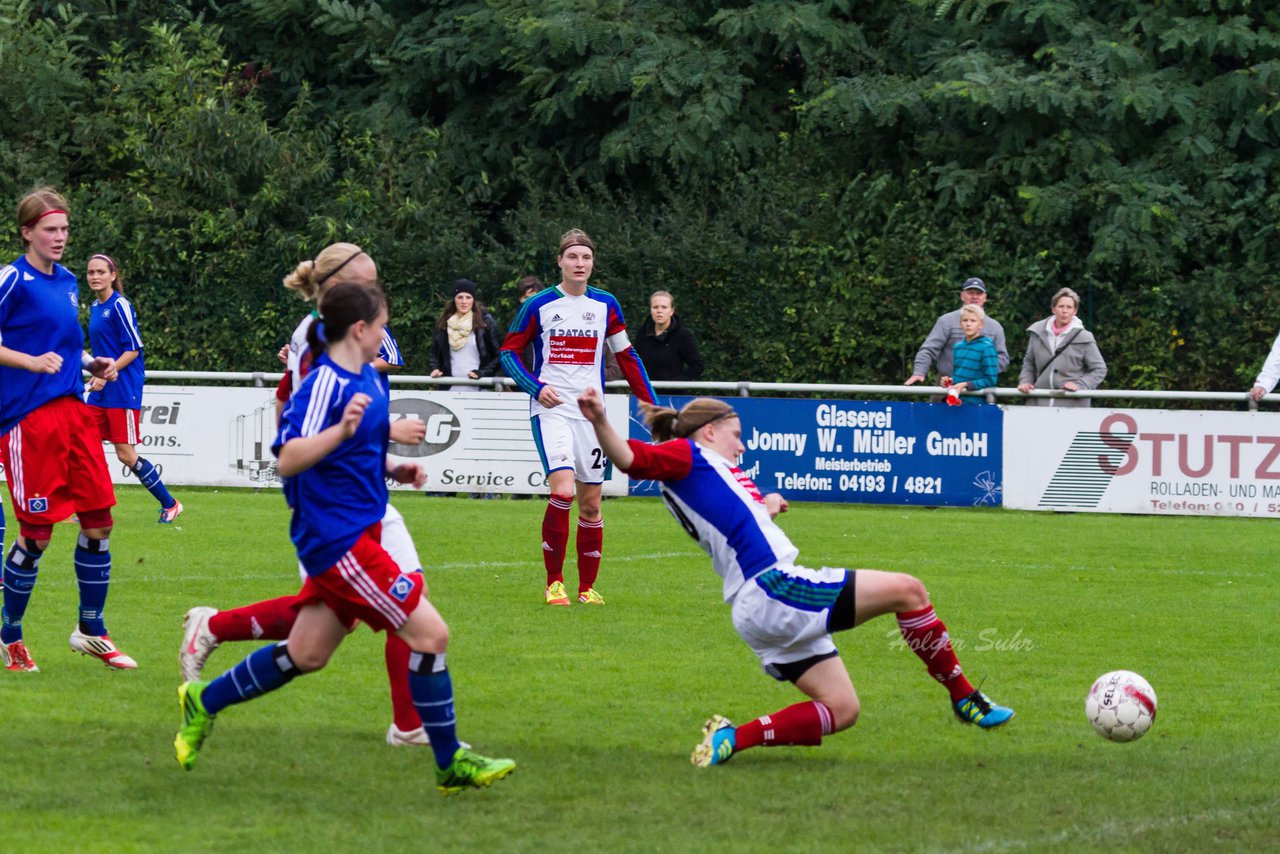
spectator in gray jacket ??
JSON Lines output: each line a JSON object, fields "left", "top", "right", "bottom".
{"left": 904, "top": 277, "right": 1009, "bottom": 386}
{"left": 1017, "top": 287, "right": 1107, "bottom": 407}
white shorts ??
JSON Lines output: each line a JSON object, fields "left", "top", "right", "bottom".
{"left": 531, "top": 413, "right": 610, "bottom": 484}
{"left": 730, "top": 564, "right": 849, "bottom": 678}
{"left": 297, "top": 502, "right": 422, "bottom": 582}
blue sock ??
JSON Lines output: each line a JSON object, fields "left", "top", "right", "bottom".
{"left": 132, "top": 457, "right": 177, "bottom": 510}
{"left": 202, "top": 642, "right": 300, "bottom": 716}
{"left": 1, "top": 541, "right": 42, "bottom": 645}
{"left": 74, "top": 534, "right": 111, "bottom": 636}
{"left": 409, "top": 651, "right": 462, "bottom": 768}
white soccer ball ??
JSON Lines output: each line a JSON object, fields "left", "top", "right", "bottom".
{"left": 1085, "top": 670, "right": 1157, "bottom": 742}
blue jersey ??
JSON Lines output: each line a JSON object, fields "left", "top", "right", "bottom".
{"left": 273, "top": 354, "right": 390, "bottom": 576}
{"left": 86, "top": 291, "right": 146, "bottom": 409}
{"left": 0, "top": 257, "right": 86, "bottom": 434}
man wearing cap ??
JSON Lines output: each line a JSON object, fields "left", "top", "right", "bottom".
{"left": 904, "top": 277, "right": 1009, "bottom": 387}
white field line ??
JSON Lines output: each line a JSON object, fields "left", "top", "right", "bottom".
{"left": 956, "top": 797, "right": 1280, "bottom": 853}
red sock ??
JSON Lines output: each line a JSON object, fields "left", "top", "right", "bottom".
{"left": 735, "top": 701, "right": 834, "bottom": 751}
{"left": 208, "top": 595, "right": 300, "bottom": 642}
{"left": 576, "top": 517, "right": 603, "bottom": 592}
{"left": 383, "top": 634, "right": 419, "bottom": 732}
{"left": 541, "top": 494, "right": 573, "bottom": 585}
{"left": 897, "top": 606, "right": 975, "bottom": 702}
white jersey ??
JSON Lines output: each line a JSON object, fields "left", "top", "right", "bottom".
{"left": 500, "top": 285, "right": 638, "bottom": 421}
{"left": 625, "top": 437, "right": 800, "bottom": 601}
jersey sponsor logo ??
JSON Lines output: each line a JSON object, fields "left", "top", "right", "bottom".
{"left": 388, "top": 573, "right": 414, "bottom": 603}
{"left": 549, "top": 313, "right": 564, "bottom": 323}
{"left": 548, "top": 328, "right": 599, "bottom": 338}
{"left": 730, "top": 467, "right": 765, "bottom": 503}
{"left": 27, "top": 496, "right": 48, "bottom": 513}
{"left": 548, "top": 335, "right": 598, "bottom": 365}
{"left": 581, "top": 311, "right": 596, "bottom": 322}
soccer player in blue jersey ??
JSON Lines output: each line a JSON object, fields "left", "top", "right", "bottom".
{"left": 180, "top": 242, "right": 432, "bottom": 748}
{"left": 499, "top": 229, "right": 655, "bottom": 606}
{"left": 84, "top": 253, "right": 183, "bottom": 521}
{"left": 0, "top": 188, "right": 136, "bottom": 672}
{"left": 174, "top": 282, "right": 514, "bottom": 793}
{"left": 577, "top": 388, "right": 1014, "bottom": 767}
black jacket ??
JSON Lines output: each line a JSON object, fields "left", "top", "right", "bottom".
{"left": 429, "top": 311, "right": 503, "bottom": 377}
{"left": 633, "top": 314, "right": 704, "bottom": 382}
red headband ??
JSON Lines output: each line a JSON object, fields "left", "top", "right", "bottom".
{"left": 22, "top": 208, "right": 67, "bottom": 228}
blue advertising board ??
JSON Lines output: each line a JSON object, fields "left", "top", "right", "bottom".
{"left": 628, "top": 397, "right": 1003, "bottom": 507}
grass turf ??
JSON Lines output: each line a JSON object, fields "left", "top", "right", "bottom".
{"left": 0, "top": 486, "right": 1276, "bottom": 852}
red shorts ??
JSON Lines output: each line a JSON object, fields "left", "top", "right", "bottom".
{"left": 92, "top": 406, "right": 142, "bottom": 445}
{"left": 1, "top": 397, "right": 117, "bottom": 535}
{"left": 296, "top": 527, "right": 423, "bottom": 633}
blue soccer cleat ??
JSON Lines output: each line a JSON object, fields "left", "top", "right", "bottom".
{"left": 953, "top": 690, "right": 1015, "bottom": 729}
{"left": 691, "top": 715, "right": 736, "bottom": 767}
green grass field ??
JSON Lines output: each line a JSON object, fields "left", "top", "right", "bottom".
{"left": 1, "top": 487, "right": 1276, "bottom": 853}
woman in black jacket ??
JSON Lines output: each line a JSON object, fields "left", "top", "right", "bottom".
{"left": 429, "top": 279, "right": 502, "bottom": 388}
{"left": 633, "top": 290, "right": 704, "bottom": 382}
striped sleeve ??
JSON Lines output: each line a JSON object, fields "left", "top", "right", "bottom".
{"left": 114, "top": 297, "right": 145, "bottom": 351}
{"left": 500, "top": 296, "right": 544, "bottom": 397}
{"left": 0, "top": 265, "right": 19, "bottom": 343}
{"left": 273, "top": 365, "right": 342, "bottom": 454}
{"left": 379, "top": 325, "right": 403, "bottom": 367}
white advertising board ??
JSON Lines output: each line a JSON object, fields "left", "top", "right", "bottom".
{"left": 103, "top": 386, "right": 631, "bottom": 496}
{"left": 1004, "top": 406, "right": 1280, "bottom": 517}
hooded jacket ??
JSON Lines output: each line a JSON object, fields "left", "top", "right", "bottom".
{"left": 1018, "top": 316, "right": 1107, "bottom": 407}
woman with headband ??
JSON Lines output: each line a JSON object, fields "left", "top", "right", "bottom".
{"left": 85, "top": 253, "right": 183, "bottom": 523}
{"left": 576, "top": 388, "right": 1014, "bottom": 767}
{"left": 0, "top": 187, "right": 136, "bottom": 672}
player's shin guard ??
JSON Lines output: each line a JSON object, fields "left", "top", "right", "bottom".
{"left": 201, "top": 642, "right": 300, "bottom": 716}
{"left": 541, "top": 493, "right": 572, "bottom": 585}
{"left": 131, "top": 457, "right": 177, "bottom": 510}
{"left": 74, "top": 534, "right": 112, "bottom": 636}
{"left": 897, "top": 606, "right": 975, "bottom": 702}
{"left": 384, "top": 634, "right": 420, "bottom": 732}
{"left": 1, "top": 539, "right": 43, "bottom": 644}
{"left": 208, "top": 595, "right": 299, "bottom": 641}
{"left": 408, "top": 651, "right": 461, "bottom": 768}
{"left": 576, "top": 516, "right": 603, "bottom": 593}
{"left": 734, "top": 701, "right": 834, "bottom": 751}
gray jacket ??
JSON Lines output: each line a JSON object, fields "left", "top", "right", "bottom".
{"left": 912, "top": 309, "right": 1009, "bottom": 379}
{"left": 1018, "top": 317, "right": 1107, "bottom": 407}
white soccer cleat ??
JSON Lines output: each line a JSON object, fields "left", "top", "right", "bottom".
{"left": 180, "top": 606, "right": 220, "bottom": 681}
{"left": 69, "top": 628, "right": 138, "bottom": 669}
{"left": 387, "top": 724, "right": 431, "bottom": 747}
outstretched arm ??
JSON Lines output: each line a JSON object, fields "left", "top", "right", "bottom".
{"left": 578, "top": 388, "right": 635, "bottom": 470}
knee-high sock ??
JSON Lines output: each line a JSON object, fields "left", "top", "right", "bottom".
{"left": 897, "top": 606, "right": 975, "bottom": 701}
{"left": 208, "top": 595, "right": 300, "bottom": 642}
{"left": 75, "top": 534, "right": 111, "bottom": 636}
{"left": 201, "top": 642, "right": 300, "bottom": 716}
{"left": 734, "top": 701, "right": 834, "bottom": 751}
{"left": 541, "top": 494, "right": 573, "bottom": 586}
{"left": 131, "top": 457, "right": 177, "bottom": 510}
{"left": 384, "top": 634, "right": 419, "bottom": 731}
{"left": 576, "top": 517, "right": 603, "bottom": 592}
{"left": 409, "top": 651, "right": 461, "bottom": 769}
{"left": 1, "top": 540, "right": 42, "bottom": 644}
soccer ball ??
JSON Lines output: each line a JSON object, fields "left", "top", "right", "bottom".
{"left": 1085, "top": 670, "right": 1157, "bottom": 742}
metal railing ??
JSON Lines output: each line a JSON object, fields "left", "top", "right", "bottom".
{"left": 144, "top": 371, "right": 1277, "bottom": 408}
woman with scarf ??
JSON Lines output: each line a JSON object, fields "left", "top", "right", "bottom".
{"left": 429, "top": 279, "right": 502, "bottom": 390}
{"left": 1017, "top": 287, "right": 1107, "bottom": 407}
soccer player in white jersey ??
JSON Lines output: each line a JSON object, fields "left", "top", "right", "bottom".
{"left": 577, "top": 389, "right": 1014, "bottom": 767}
{"left": 500, "top": 229, "right": 655, "bottom": 606}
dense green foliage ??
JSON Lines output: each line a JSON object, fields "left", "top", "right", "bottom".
{"left": 2, "top": 488, "right": 1278, "bottom": 850}
{"left": 2, "top": 0, "right": 1278, "bottom": 389}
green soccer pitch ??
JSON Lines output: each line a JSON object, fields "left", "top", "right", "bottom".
{"left": 1, "top": 487, "right": 1276, "bottom": 852}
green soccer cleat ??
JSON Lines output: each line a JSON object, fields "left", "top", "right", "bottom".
{"left": 174, "top": 680, "right": 216, "bottom": 770}
{"left": 691, "top": 715, "right": 736, "bottom": 767}
{"left": 435, "top": 747, "right": 516, "bottom": 794}
{"left": 953, "top": 690, "right": 1015, "bottom": 729}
